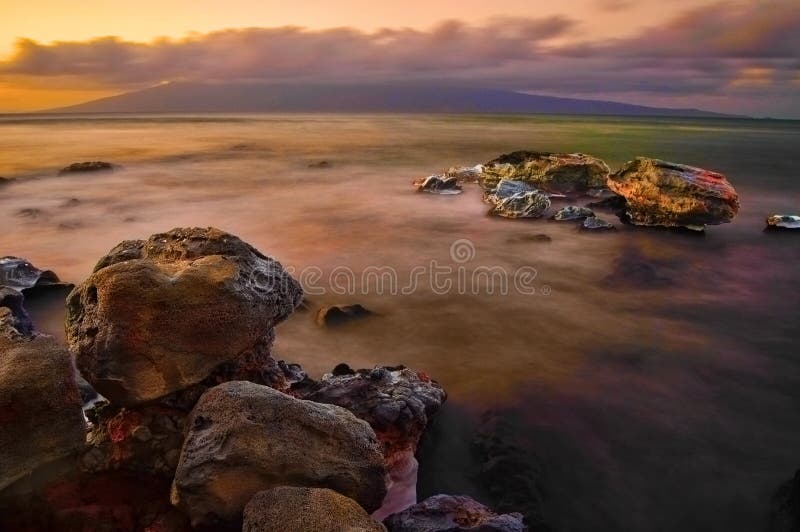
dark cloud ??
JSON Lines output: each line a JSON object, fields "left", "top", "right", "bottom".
{"left": 1, "top": 1, "right": 798, "bottom": 116}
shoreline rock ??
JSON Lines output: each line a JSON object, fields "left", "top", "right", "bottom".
{"left": 316, "top": 303, "right": 375, "bottom": 326}
{"left": 413, "top": 174, "right": 463, "bottom": 195}
{"left": 383, "top": 494, "right": 527, "bottom": 532}
{"left": 480, "top": 151, "right": 610, "bottom": 195}
{"left": 766, "top": 215, "right": 800, "bottom": 230}
{"left": 553, "top": 206, "right": 594, "bottom": 221}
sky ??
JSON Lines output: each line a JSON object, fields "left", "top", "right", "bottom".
{"left": 0, "top": 0, "right": 798, "bottom": 117}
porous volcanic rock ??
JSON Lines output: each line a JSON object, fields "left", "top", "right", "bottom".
{"left": 383, "top": 494, "right": 527, "bottom": 532}
{"left": 58, "top": 161, "right": 116, "bottom": 175}
{"left": 766, "top": 215, "right": 800, "bottom": 230}
{"left": 65, "top": 227, "right": 303, "bottom": 405}
{"left": 243, "top": 487, "right": 386, "bottom": 532}
{"left": 607, "top": 158, "right": 739, "bottom": 230}
{"left": 171, "top": 381, "right": 387, "bottom": 528}
{"left": 480, "top": 151, "right": 610, "bottom": 194}
{"left": 413, "top": 174, "right": 463, "bottom": 195}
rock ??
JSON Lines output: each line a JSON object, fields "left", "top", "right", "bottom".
{"left": 413, "top": 175, "right": 463, "bottom": 195}
{"left": 0, "top": 176, "right": 12, "bottom": 185}
{"left": 0, "top": 256, "right": 69, "bottom": 292}
{"left": 606, "top": 158, "right": 739, "bottom": 230}
{"left": 486, "top": 179, "right": 539, "bottom": 202}
{"left": 316, "top": 304, "right": 374, "bottom": 327}
{"left": 768, "top": 469, "right": 800, "bottom": 532}
{"left": 243, "top": 487, "right": 386, "bottom": 532}
{"left": 582, "top": 216, "right": 614, "bottom": 230}
{"left": 171, "top": 381, "right": 387, "bottom": 528}
{"left": 302, "top": 365, "right": 447, "bottom": 519}
{"left": 488, "top": 191, "right": 551, "bottom": 219}
{"left": 0, "top": 288, "right": 34, "bottom": 336}
{"left": 0, "top": 320, "right": 86, "bottom": 492}
{"left": 480, "top": 151, "right": 610, "bottom": 194}
{"left": 446, "top": 165, "right": 484, "bottom": 183}
{"left": 553, "top": 206, "right": 594, "bottom": 221}
{"left": 383, "top": 495, "right": 527, "bottom": 532}
{"left": 507, "top": 234, "right": 552, "bottom": 244}
{"left": 58, "top": 161, "right": 116, "bottom": 175}
{"left": 66, "top": 227, "right": 303, "bottom": 405}
{"left": 766, "top": 215, "right": 800, "bottom": 230}
{"left": 308, "top": 160, "right": 332, "bottom": 169}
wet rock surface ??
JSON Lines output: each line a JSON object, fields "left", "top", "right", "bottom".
{"left": 553, "top": 206, "right": 594, "bottom": 221}
{"left": 0, "top": 256, "right": 70, "bottom": 292}
{"left": 768, "top": 469, "right": 800, "bottom": 532}
{"left": 58, "top": 161, "right": 116, "bottom": 175}
{"left": 607, "top": 158, "right": 739, "bottom": 230}
{"left": 65, "top": 227, "right": 302, "bottom": 405}
{"left": 446, "top": 165, "right": 484, "bottom": 183}
{"left": 316, "top": 303, "right": 375, "bottom": 326}
{"left": 488, "top": 191, "right": 551, "bottom": 219}
{"left": 171, "top": 380, "right": 387, "bottom": 528}
{"left": 243, "top": 487, "right": 386, "bottom": 532}
{"left": 383, "top": 494, "right": 528, "bottom": 532}
{"left": 582, "top": 216, "right": 614, "bottom": 230}
{"left": 766, "top": 215, "right": 800, "bottom": 230}
{"left": 413, "top": 174, "right": 463, "bottom": 195}
{"left": 480, "top": 151, "right": 610, "bottom": 194}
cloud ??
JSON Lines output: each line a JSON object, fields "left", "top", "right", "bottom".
{"left": 0, "top": 1, "right": 798, "bottom": 116}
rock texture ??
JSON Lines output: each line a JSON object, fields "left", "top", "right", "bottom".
{"left": 383, "top": 495, "right": 528, "bottom": 532}
{"left": 65, "top": 227, "right": 303, "bottom": 405}
{"left": 607, "top": 158, "right": 739, "bottom": 230}
{"left": 243, "top": 487, "right": 386, "bottom": 532}
{"left": 58, "top": 161, "right": 116, "bottom": 175}
{"left": 0, "top": 288, "right": 33, "bottom": 336}
{"left": 480, "top": 151, "right": 609, "bottom": 194}
{"left": 768, "top": 469, "right": 800, "bottom": 532}
{"left": 553, "top": 206, "right": 594, "bottom": 221}
{"left": 316, "top": 304, "right": 375, "bottom": 327}
{"left": 413, "top": 175, "right": 463, "bottom": 195}
{"left": 582, "top": 216, "right": 614, "bottom": 230}
{"left": 446, "top": 165, "right": 484, "bottom": 183}
{"left": 171, "top": 381, "right": 387, "bottom": 528}
{"left": 0, "top": 320, "right": 86, "bottom": 492}
{"left": 488, "top": 191, "right": 551, "bottom": 219}
{"left": 766, "top": 215, "right": 800, "bottom": 230}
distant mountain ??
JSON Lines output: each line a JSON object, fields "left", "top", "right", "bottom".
{"left": 47, "top": 82, "right": 737, "bottom": 118}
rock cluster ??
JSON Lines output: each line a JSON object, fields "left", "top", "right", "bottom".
{"left": 383, "top": 494, "right": 527, "bottom": 532}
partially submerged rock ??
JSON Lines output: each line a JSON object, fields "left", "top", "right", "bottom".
{"left": 0, "top": 256, "right": 69, "bottom": 292}
{"left": 553, "top": 206, "right": 594, "bottom": 221}
{"left": 243, "top": 487, "right": 386, "bottom": 532}
{"left": 58, "top": 161, "right": 116, "bottom": 175}
{"left": 66, "top": 227, "right": 303, "bottom": 405}
{"left": 766, "top": 215, "right": 800, "bottom": 230}
{"left": 171, "top": 381, "right": 387, "bottom": 528}
{"left": 488, "top": 191, "right": 551, "bottom": 219}
{"left": 607, "top": 158, "right": 739, "bottom": 230}
{"left": 582, "top": 216, "right": 614, "bottom": 230}
{"left": 480, "top": 151, "right": 610, "bottom": 194}
{"left": 316, "top": 303, "right": 374, "bottom": 327}
{"left": 413, "top": 174, "right": 463, "bottom": 195}
{"left": 446, "top": 164, "right": 484, "bottom": 183}
{"left": 383, "top": 494, "right": 527, "bottom": 532}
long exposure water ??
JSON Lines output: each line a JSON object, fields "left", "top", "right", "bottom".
{"left": 1, "top": 113, "right": 798, "bottom": 531}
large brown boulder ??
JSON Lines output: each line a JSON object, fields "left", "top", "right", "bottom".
{"left": 66, "top": 227, "right": 302, "bottom": 405}
{"left": 171, "top": 381, "right": 387, "bottom": 528}
{"left": 383, "top": 495, "right": 527, "bottom": 532}
{"left": 480, "top": 151, "right": 610, "bottom": 194}
{"left": 0, "top": 317, "right": 86, "bottom": 493}
{"left": 242, "top": 487, "right": 386, "bottom": 532}
{"left": 607, "top": 158, "right": 739, "bottom": 230}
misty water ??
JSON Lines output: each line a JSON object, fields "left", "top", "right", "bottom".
{"left": 1, "top": 113, "right": 799, "bottom": 531}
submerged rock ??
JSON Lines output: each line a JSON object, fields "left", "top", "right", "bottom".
{"left": 413, "top": 174, "right": 463, "bottom": 195}
{"left": 553, "top": 206, "right": 594, "bottom": 221}
{"left": 607, "top": 158, "right": 739, "bottom": 230}
{"left": 766, "top": 215, "right": 800, "bottom": 230}
{"left": 767, "top": 469, "right": 800, "bottom": 532}
{"left": 58, "top": 161, "right": 116, "bottom": 175}
{"left": 480, "top": 151, "right": 610, "bottom": 194}
{"left": 171, "top": 381, "right": 387, "bottom": 528}
{"left": 383, "top": 494, "right": 527, "bottom": 532}
{"left": 489, "top": 191, "right": 551, "bottom": 219}
{"left": 316, "top": 303, "right": 374, "bottom": 327}
{"left": 243, "top": 487, "right": 386, "bottom": 532}
{"left": 582, "top": 216, "right": 614, "bottom": 230}
{"left": 446, "top": 164, "right": 484, "bottom": 183}
{"left": 66, "top": 227, "right": 303, "bottom": 406}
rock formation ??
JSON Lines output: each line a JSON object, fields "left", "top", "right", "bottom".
{"left": 480, "top": 151, "right": 610, "bottom": 194}
{"left": 383, "top": 494, "right": 528, "bottom": 532}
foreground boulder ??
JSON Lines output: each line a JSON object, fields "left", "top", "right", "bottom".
{"left": 243, "top": 487, "right": 386, "bottom": 532}
{"left": 767, "top": 469, "right": 800, "bottom": 532}
{"left": 480, "top": 151, "right": 609, "bottom": 194}
{"left": 383, "top": 495, "right": 527, "bottom": 532}
{"left": 58, "top": 161, "right": 116, "bottom": 175}
{"left": 607, "top": 158, "right": 739, "bottom": 230}
{"left": 171, "top": 381, "right": 387, "bottom": 528}
{"left": 66, "top": 227, "right": 302, "bottom": 405}
{"left": 766, "top": 215, "right": 800, "bottom": 230}
{"left": 0, "top": 318, "right": 86, "bottom": 492}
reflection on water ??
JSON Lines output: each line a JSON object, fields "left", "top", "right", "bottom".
{"left": 1, "top": 114, "right": 799, "bottom": 531}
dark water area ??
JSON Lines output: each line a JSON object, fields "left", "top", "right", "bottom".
{"left": 1, "top": 113, "right": 799, "bottom": 531}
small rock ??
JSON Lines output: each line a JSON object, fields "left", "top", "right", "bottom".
{"left": 0, "top": 256, "right": 67, "bottom": 292}
{"left": 766, "top": 215, "right": 800, "bottom": 230}
{"left": 446, "top": 164, "right": 484, "bottom": 183}
{"left": 15, "top": 207, "right": 43, "bottom": 219}
{"left": 316, "top": 304, "right": 374, "bottom": 327}
{"left": 308, "top": 160, "right": 332, "bottom": 169}
{"left": 58, "top": 161, "right": 116, "bottom": 175}
{"left": 582, "top": 216, "right": 614, "bottom": 230}
{"left": 383, "top": 494, "right": 527, "bottom": 532}
{"left": 489, "top": 191, "right": 551, "bottom": 219}
{"left": 553, "top": 206, "right": 594, "bottom": 221}
{"left": 243, "top": 487, "right": 386, "bottom": 532}
{"left": 487, "top": 179, "right": 539, "bottom": 202}
{"left": 413, "top": 174, "right": 463, "bottom": 195}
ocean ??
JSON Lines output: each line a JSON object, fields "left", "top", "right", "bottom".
{"left": 1, "top": 113, "right": 799, "bottom": 531}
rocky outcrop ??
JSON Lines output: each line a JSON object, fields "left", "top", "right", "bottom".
{"left": 480, "top": 151, "right": 610, "bottom": 194}
{"left": 766, "top": 215, "right": 800, "bottom": 230}
{"left": 383, "top": 495, "right": 528, "bottom": 532}
{"left": 65, "top": 227, "right": 303, "bottom": 405}
{"left": 607, "top": 158, "right": 739, "bottom": 230}
{"left": 243, "top": 487, "right": 386, "bottom": 532}
{"left": 171, "top": 381, "right": 387, "bottom": 528}
{"left": 553, "top": 206, "right": 594, "bottom": 221}
{"left": 0, "top": 319, "right": 86, "bottom": 493}
{"left": 767, "top": 469, "right": 800, "bottom": 532}
{"left": 316, "top": 304, "right": 375, "bottom": 327}
{"left": 301, "top": 364, "right": 447, "bottom": 519}
{"left": 413, "top": 175, "right": 463, "bottom": 195}
{"left": 582, "top": 216, "right": 614, "bottom": 230}
{"left": 58, "top": 161, "right": 116, "bottom": 175}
